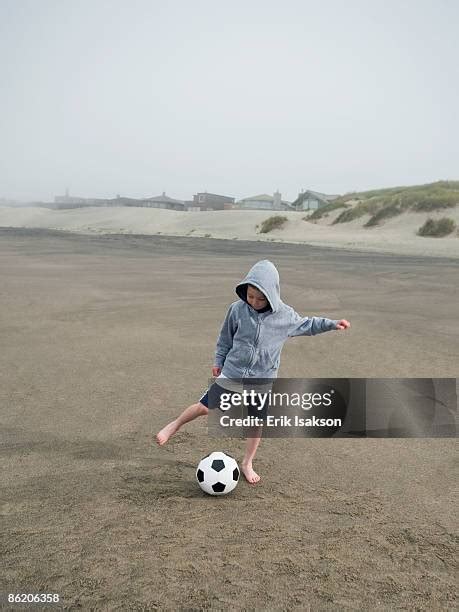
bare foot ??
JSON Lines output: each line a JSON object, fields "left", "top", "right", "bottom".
{"left": 241, "top": 461, "right": 261, "bottom": 484}
{"left": 155, "top": 420, "right": 179, "bottom": 446}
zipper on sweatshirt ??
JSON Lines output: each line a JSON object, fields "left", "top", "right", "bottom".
{"left": 244, "top": 314, "right": 262, "bottom": 376}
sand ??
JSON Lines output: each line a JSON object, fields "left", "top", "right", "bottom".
{"left": 0, "top": 204, "right": 458, "bottom": 258}
{"left": 0, "top": 228, "right": 457, "bottom": 610}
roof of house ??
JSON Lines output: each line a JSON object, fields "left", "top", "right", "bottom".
{"left": 195, "top": 192, "right": 234, "bottom": 199}
{"left": 100, "top": 197, "right": 141, "bottom": 204}
{"left": 239, "top": 193, "right": 291, "bottom": 205}
{"left": 291, "top": 190, "right": 340, "bottom": 208}
{"left": 144, "top": 193, "right": 184, "bottom": 205}
{"left": 300, "top": 190, "right": 340, "bottom": 200}
{"left": 241, "top": 193, "right": 274, "bottom": 202}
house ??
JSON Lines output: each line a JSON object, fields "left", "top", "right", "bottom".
{"left": 52, "top": 190, "right": 185, "bottom": 210}
{"left": 186, "top": 192, "right": 235, "bottom": 211}
{"left": 54, "top": 189, "right": 87, "bottom": 206}
{"left": 97, "top": 196, "right": 141, "bottom": 207}
{"left": 237, "top": 191, "right": 291, "bottom": 211}
{"left": 138, "top": 192, "right": 185, "bottom": 211}
{"left": 53, "top": 190, "right": 139, "bottom": 209}
{"left": 291, "top": 190, "right": 340, "bottom": 211}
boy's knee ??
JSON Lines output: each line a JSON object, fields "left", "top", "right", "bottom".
{"left": 197, "top": 403, "right": 209, "bottom": 415}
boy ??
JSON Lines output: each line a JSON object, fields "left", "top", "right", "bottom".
{"left": 156, "top": 259, "right": 350, "bottom": 484}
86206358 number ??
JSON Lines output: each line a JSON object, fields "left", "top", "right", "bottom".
{"left": 7, "top": 593, "right": 60, "bottom": 604}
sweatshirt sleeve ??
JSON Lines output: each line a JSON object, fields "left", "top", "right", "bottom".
{"left": 287, "top": 308, "right": 339, "bottom": 337}
{"left": 215, "top": 303, "right": 238, "bottom": 367}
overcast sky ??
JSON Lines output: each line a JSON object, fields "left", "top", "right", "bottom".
{"left": 1, "top": 0, "right": 458, "bottom": 202}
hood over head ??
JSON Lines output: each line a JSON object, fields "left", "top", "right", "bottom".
{"left": 235, "top": 260, "right": 281, "bottom": 313}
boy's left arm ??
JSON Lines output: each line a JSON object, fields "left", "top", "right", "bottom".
{"left": 287, "top": 309, "right": 350, "bottom": 337}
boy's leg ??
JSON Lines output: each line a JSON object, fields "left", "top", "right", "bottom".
{"left": 241, "top": 425, "right": 263, "bottom": 484}
{"left": 155, "top": 402, "right": 208, "bottom": 446}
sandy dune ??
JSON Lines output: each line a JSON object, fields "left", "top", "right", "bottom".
{"left": 0, "top": 204, "right": 458, "bottom": 258}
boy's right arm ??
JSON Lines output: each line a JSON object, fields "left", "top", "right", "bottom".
{"left": 214, "top": 303, "right": 238, "bottom": 369}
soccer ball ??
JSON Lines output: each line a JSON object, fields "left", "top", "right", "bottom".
{"left": 196, "top": 451, "right": 240, "bottom": 495}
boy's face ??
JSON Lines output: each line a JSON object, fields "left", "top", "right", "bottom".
{"left": 247, "top": 285, "right": 268, "bottom": 311}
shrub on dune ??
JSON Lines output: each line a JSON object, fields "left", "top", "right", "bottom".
{"left": 417, "top": 217, "right": 456, "bottom": 237}
{"left": 307, "top": 201, "right": 347, "bottom": 221}
{"left": 259, "top": 215, "right": 288, "bottom": 233}
{"left": 333, "top": 200, "right": 379, "bottom": 224}
{"left": 365, "top": 202, "right": 404, "bottom": 227}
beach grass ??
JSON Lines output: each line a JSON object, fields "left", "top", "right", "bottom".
{"left": 259, "top": 215, "right": 288, "bottom": 233}
{"left": 417, "top": 217, "right": 457, "bottom": 237}
{"left": 331, "top": 181, "right": 459, "bottom": 226}
{"left": 305, "top": 201, "right": 347, "bottom": 221}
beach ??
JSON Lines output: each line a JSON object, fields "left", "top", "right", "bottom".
{"left": 1, "top": 228, "right": 457, "bottom": 610}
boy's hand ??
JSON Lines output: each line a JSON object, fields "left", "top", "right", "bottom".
{"left": 212, "top": 366, "right": 222, "bottom": 377}
{"left": 335, "top": 319, "right": 350, "bottom": 330}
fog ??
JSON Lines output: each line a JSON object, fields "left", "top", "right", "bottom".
{"left": 1, "top": 0, "right": 458, "bottom": 203}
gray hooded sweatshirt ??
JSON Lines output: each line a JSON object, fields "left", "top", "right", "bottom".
{"left": 215, "top": 260, "right": 339, "bottom": 378}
